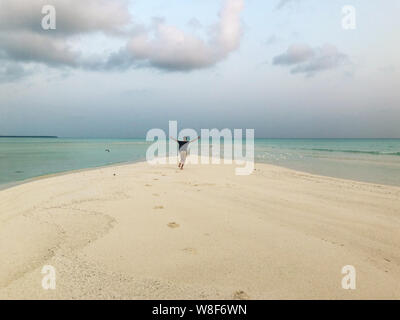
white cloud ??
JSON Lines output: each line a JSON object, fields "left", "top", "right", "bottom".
{"left": 108, "top": 0, "right": 244, "bottom": 71}
{"left": 0, "top": 0, "right": 130, "bottom": 73}
{"left": 0, "top": 0, "right": 244, "bottom": 79}
{"left": 273, "top": 43, "right": 314, "bottom": 64}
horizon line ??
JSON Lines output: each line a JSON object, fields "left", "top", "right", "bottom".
{"left": 2, "top": 136, "right": 400, "bottom": 140}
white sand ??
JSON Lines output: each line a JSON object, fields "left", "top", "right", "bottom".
{"left": 1, "top": 158, "right": 400, "bottom": 299}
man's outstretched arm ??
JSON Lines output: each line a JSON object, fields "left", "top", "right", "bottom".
{"left": 189, "top": 136, "right": 200, "bottom": 143}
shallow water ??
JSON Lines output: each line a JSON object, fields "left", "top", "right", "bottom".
{"left": 254, "top": 139, "right": 400, "bottom": 186}
{"left": 1, "top": 138, "right": 399, "bottom": 187}
{"left": 0, "top": 138, "right": 150, "bottom": 188}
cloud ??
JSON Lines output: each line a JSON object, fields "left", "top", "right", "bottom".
{"left": 273, "top": 43, "right": 350, "bottom": 76}
{"left": 0, "top": 0, "right": 244, "bottom": 81}
{"left": 265, "top": 35, "right": 281, "bottom": 46}
{"left": 276, "top": 0, "right": 295, "bottom": 9}
{"left": 0, "top": 0, "right": 130, "bottom": 35}
{"left": 0, "top": 62, "right": 30, "bottom": 83}
{"left": 273, "top": 43, "right": 314, "bottom": 64}
{"left": 0, "top": 32, "right": 78, "bottom": 67}
{"left": 0, "top": 0, "right": 130, "bottom": 76}
{"left": 106, "top": 0, "right": 244, "bottom": 71}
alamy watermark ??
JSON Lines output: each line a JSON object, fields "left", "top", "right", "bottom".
{"left": 146, "top": 121, "right": 254, "bottom": 175}
{"left": 341, "top": 265, "right": 356, "bottom": 290}
{"left": 40, "top": 4, "right": 356, "bottom": 32}
{"left": 41, "top": 5, "right": 56, "bottom": 30}
{"left": 41, "top": 265, "right": 56, "bottom": 290}
{"left": 342, "top": 5, "right": 356, "bottom": 30}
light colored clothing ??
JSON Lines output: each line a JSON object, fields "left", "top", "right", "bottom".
{"left": 179, "top": 151, "right": 187, "bottom": 164}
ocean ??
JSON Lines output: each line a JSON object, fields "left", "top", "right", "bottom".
{"left": 1, "top": 138, "right": 399, "bottom": 188}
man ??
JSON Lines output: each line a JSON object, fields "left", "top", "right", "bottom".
{"left": 170, "top": 136, "right": 200, "bottom": 170}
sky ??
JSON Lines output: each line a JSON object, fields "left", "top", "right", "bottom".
{"left": 0, "top": 0, "right": 399, "bottom": 138}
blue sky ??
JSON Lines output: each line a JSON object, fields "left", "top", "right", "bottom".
{"left": 0, "top": 0, "right": 399, "bottom": 138}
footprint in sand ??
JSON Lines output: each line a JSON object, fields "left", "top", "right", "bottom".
{"left": 152, "top": 193, "right": 160, "bottom": 197}
{"left": 145, "top": 184, "right": 152, "bottom": 187}
{"left": 233, "top": 290, "right": 250, "bottom": 300}
{"left": 182, "top": 247, "right": 197, "bottom": 254}
{"left": 153, "top": 205, "right": 164, "bottom": 210}
{"left": 167, "top": 222, "right": 180, "bottom": 228}
{"left": 153, "top": 178, "right": 159, "bottom": 181}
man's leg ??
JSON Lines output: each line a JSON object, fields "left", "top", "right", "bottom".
{"left": 180, "top": 151, "right": 187, "bottom": 170}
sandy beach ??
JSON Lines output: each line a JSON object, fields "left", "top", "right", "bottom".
{"left": 0, "top": 157, "right": 400, "bottom": 300}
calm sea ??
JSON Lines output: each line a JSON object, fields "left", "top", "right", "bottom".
{"left": 0, "top": 138, "right": 399, "bottom": 188}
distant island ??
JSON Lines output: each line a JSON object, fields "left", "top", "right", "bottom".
{"left": 0, "top": 136, "right": 58, "bottom": 138}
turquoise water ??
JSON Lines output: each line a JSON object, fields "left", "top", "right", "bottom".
{"left": 255, "top": 139, "right": 400, "bottom": 186}
{"left": 0, "top": 138, "right": 151, "bottom": 188}
{"left": 1, "top": 138, "right": 400, "bottom": 188}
